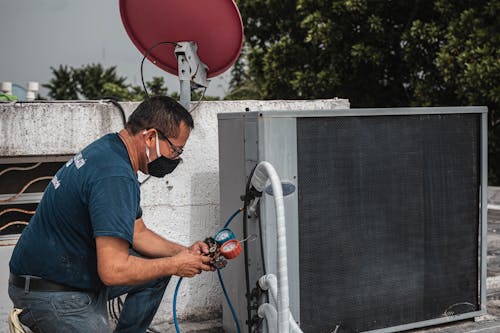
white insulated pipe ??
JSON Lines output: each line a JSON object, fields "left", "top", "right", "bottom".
{"left": 258, "top": 303, "right": 277, "bottom": 332}
{"left": 259, "top": 274, "right": 303, "bottom": 333}
{"left": 250, "top": 161, "right": 289, "bottom": 333}
{"left": 259, "top": 274, "right": 278, "bottom": 305}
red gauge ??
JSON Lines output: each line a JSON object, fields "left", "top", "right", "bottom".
{"left": 220, "top": 239, "right": 242, "bottom": 259}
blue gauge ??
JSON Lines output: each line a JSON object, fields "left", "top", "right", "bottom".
{"left": 214, "top": 228, "right": 236, "bottom": 245}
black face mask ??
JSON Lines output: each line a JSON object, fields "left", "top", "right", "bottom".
{"left": 147, "top": 156, "right": 180, "bottom": 177}
{"left": 146, "top": 132, "right": 181, "bottom": 178}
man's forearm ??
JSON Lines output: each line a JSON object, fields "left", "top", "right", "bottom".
{"left": 96, "top": 236, "right": 212, "bottom": 285}
{"left": 134, "top": 228, "right": 187, "bottom": 257}
{"left": 103, "top": 254, "right": 179, "bottom": 285}
{"left": 133, "top": 218, "right": 186, "bottom": 258}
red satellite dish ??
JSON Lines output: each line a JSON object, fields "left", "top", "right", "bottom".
{"left": 120, "top": 0, "right": 244, "bottom": 78}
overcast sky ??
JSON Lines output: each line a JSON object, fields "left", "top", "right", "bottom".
{"left": 0, "top": 0, "right": 231, "bottom": 98}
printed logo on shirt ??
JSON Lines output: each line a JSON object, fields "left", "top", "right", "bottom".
{"left": 74, "top": 153, "right": 86, "bottom": 169}
{"left": 51, "top": 175, "right": 61, "bottom": 189}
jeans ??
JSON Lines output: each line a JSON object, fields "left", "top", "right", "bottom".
{"left": 8, "top": 276, "right": 170, "bottom": 333}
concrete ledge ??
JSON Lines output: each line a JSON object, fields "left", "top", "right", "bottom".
{"left": 0, "top": 101, "right": 125, "bottom": 156}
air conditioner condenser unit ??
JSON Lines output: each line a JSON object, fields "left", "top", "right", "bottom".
{"left": 217, "top": 107, "right": 487, "bottom": 333}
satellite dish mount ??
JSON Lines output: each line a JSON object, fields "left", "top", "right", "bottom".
{"left": 175, "top": 42, "right": 209, "bottom": 109}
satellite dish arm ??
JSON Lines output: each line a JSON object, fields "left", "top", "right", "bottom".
{"left": 175, "top": 42, "right": 209, "bottom": 109}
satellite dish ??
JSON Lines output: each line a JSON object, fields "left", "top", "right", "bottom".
{"left": 119, "top": 0, "right": 244, "bottom": 79}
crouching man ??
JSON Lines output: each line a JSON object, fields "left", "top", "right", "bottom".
{"left": 9, "top": 96, "right": 213, "bottom": 332}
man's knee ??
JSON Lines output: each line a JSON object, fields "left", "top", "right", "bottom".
{"left": 152, "top": 276, "right": 170, "bottom": 290}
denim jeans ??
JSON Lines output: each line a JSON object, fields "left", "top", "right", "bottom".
{"left": 8, "top": 276, "right": 170, "bottom": 333}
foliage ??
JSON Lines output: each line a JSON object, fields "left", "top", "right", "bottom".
{"left": 43, "top": 65, "right": 79, "bottom": 100}
{"left": 43, "top": 64, "right": 195, "bottom": 101}
{"left": 43, "top": 63, "right": 222, "bottom": 106}
{"left": 0, "top": 93, "right": 18, "bottom": 101}
{"left": 402, "top": 1, "right": 500, "bottom": 183}
{"left": 73, "top": 64, "right": 128, "bottom": 99}
{"left": 230, "top": 0, "right": 500, "bottom": 183}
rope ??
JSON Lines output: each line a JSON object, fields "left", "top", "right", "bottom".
{"left": 0, "top": 176, "right": 52, "bottom": 203}
{"left": 0, "top": 162, "right": 41, "bottom": 177}
{"left": 0, "top": 208, "right": 35, "bottom": 216}
{"left": 0, "top": 221, "right": 29, "bottom": 232}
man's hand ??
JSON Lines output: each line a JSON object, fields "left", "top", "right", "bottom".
{"left": 188, "top": 240, "right": 210, "bottom": 255}
{"left": 173, "top": 249, "right": 214, "bottom": 277}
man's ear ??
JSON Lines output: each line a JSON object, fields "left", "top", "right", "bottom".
{"left": 142, "top": 129, "right": 156, "bottom": 145}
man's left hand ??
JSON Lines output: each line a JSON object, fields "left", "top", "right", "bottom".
{"left": 188, "top": 241, "right": 210, "bottom": 255}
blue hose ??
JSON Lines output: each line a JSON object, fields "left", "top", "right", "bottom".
{"left": 173, "top": 208, "right": 242, "bottom": 333}
{"left": 224, "top": 208, "right": 242, "bottom": 229}
{"left": 173, "top": 277, "right": 183, "bottom": 333}
{"left": 218, "top": 268, "right": 241, "bottom": 333}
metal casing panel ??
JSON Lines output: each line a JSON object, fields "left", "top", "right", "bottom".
{"left": 218, "top": 114, "right": 301, "bottom": 332}
{"left": 256, "top": 117, "right": 300, "bottom": 324}
{"left": 218, "top": 116, "right": 248, "bottom": 332}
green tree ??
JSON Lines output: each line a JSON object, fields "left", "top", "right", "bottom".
{"left": 402, "top": 1, "right": 500, "bottom": 183}
{"left": 44, "top": 65, "right": 79, "bottom": 100}
{"left": 230, "top": 0, "right": 500, "bottom": 183}
{"left": 145, "top": 76, "right": 169, "bottom": 97}
{"left": 43, "top": 64, "right": 223, "bottom": 103}
{"left": 73, "top": 63, "right": 128, "bottom": 99}
{"left": 231, "top": 0, "right": 425, "bottom": 104}
{"left": 43, "top": 64, "right": 172, "bottom": 101}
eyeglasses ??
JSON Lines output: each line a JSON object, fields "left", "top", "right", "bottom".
{"left": 155, "top": 128, "right": 184, "bottom": 158}
{"left": 164, "top": 136, "right": 183, "bottom": 158}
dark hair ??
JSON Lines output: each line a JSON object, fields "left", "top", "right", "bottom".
{"left": 126, "top": 96, "right": 194, "bottom": 138}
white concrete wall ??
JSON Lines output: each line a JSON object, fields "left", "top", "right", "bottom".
{"left": 0, "top": 98, "right": 349, "bottom": 330}
{"left": 0, "top": 247, "right": 13, "bottom": 333}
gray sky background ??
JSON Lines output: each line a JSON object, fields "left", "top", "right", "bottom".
{"left": 0, "top": 0, "right": 231, "bottom": 98}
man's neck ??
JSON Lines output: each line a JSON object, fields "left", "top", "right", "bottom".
{"left": 118, "top": 129, "right": 148, "bottom": 173}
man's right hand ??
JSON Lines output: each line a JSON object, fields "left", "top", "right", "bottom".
{"left": 173, "top": 249, "right": 213, "bottom": 278}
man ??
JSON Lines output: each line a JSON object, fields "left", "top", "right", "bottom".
{"left": 8, "top": 96, "right": 213, "bottom": 332}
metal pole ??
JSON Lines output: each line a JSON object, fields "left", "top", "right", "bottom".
{"left": 177, "top": 54, "right": 191, "bottom": 110}
{"left": 179, "top": 79, "right": 190, "bottom": 110}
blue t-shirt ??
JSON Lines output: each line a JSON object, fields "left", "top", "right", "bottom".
{"left": 9, "top": 133, "right": 142, "bottom": 290}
